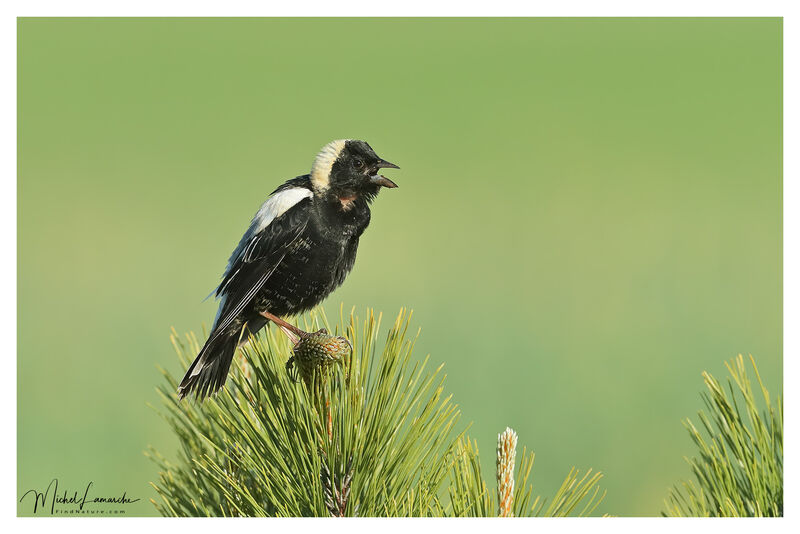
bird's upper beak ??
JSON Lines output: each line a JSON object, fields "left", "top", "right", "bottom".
{"left": 371, "top": 158, "right": 399, "bottom": 188}
{"left": 376, "top": 158, "right": 400, "bottom": 170}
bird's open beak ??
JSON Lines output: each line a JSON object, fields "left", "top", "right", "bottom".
{"left": 371, "top": 159, "right": 399, "bottom": 188}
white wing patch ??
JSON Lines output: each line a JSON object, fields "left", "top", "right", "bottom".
{"left": 311, "top": 139, "right": 347, "bottom": 191}
{"left": 251, "top": 186, "right": 313, "bottom": 235}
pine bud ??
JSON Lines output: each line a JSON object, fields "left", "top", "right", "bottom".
{"left": 497, "top": 427, "right": 518, "bottom": 517}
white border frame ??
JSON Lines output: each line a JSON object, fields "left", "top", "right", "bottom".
{"left": 4, "top": 3, "right": 795, "bottom": 533}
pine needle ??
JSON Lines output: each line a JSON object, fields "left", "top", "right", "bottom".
{"left": 663, "top": 354, "right": 782, "bottom": 517}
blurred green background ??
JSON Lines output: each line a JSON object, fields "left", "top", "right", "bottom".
{"left": 17, "top": 18, "right": 781, "bottom": 516}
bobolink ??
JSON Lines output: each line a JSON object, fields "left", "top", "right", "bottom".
{"left": 178, "top": 139, "right": 399, "bottom": 399}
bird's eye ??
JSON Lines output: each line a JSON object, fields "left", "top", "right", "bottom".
{"left": 353, "top": 159, "right": 364, "bottom": 169}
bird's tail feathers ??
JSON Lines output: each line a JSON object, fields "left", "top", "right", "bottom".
{"left": 177, "top": 329, "right": 241, "bottom": 400}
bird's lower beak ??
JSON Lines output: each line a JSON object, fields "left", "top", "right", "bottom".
{"left": 370, "top": 175, "right": 398, "bottom": 188}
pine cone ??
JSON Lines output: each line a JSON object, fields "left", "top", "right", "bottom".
{"left": 288, "top": 329, "right": 351, "bottom": 384}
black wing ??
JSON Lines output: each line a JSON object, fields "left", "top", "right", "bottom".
{"left": 210, "top": 196, "right": 312, "bottom": 338}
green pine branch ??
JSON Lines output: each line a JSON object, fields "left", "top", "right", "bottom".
{"left": 147, "top": 307, "right": 607, "bottom": 517}
{"left": 663, "top": 354, "right": 783, "bottom": 517}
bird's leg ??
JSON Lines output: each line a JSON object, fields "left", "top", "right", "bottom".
{"left": 259, "top": 310, "right": 307, "bottom": 345}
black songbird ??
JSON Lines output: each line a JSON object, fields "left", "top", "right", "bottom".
{"left": 178, "top": 139, "right": 399, "bottom": 399}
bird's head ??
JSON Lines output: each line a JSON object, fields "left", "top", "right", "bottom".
{"left": 310, "top": 139, "right": 399, "bottom": 208}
